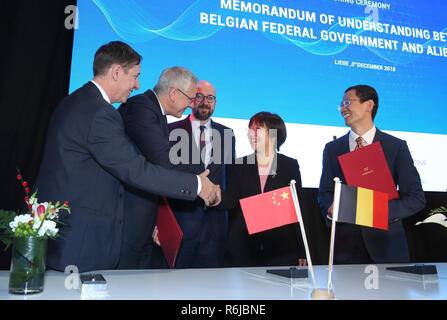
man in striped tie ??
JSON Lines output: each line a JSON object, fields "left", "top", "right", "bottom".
{"left": 317, "top": 85, "right": 425, "bottom": 264}
{"left": 117, "top": 67, "right": 221, "bottom": 269}
{"left": 165, "top": 80, "right": 236, "bottom": 268}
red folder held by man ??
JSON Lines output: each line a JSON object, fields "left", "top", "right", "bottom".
{"left": 338, "top": 141, "right": 399, "bottom": 200}
{"left": 156, "top": 198, "right": 183, "bottom": 269}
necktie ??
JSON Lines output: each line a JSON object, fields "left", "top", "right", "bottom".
{"left": 199, "top": 125, "right": 206, "bottom": 162}
{"left": 355, "top": 136, "right": 364, "bottom": 150}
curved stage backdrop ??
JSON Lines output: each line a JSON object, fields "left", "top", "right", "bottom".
{"left": 69, "top": 0, "right": 447, "bottom": 191}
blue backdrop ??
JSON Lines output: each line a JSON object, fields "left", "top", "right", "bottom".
{"left": 68, "top": 0, "right": 447, "bottom": 190}
{"left": 70, "top": 0, "right": 447, "bottom": 134}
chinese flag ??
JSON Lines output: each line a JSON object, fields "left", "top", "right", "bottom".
{"left": 239, "top": 186, "right": 298, "bottom": 235}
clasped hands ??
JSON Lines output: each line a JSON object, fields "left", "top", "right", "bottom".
{"left": 153, "top": 170, "right": 221, "bottom": 246}
{"left": 198, "top": 169, "right": 221, "bottom": 207}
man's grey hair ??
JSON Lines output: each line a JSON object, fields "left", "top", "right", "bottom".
{"left": 153, "top": 66, "right": 198, "bottom": 94}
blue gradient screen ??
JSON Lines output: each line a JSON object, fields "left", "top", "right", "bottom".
{"left": 69, "top": 0, "right": 447, "bottom": 190}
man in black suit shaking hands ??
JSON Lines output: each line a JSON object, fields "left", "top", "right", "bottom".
{"left": 33, "top": 42, "right": 219, "bottom": 272}
{"left": 165, "top": 80, "right": 236, "bottom": 268}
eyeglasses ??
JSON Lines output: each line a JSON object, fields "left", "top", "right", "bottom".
{"left": 338, "top": 99, "right": 360, "bottom": 110}
{"left": 195, "top": 93, "right": 216, "bottom": 103}
{"left": 176, "top": 88, "right": 195, "bottom": 104}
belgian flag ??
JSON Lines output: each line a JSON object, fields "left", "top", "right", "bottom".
{"left": 336, "top": 184, "right": 389, "bottom": 230}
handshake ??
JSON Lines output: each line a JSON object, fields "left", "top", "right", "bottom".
{"left": 198, "top": 169, "right": 222, "bottom": 207}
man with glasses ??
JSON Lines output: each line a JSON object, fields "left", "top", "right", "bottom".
{"left": 158, "top": 80, "right": 236, "bottom": 268}
{"left": 117, "top": 67, "right": 221, "bottom": 269}
{"left": 34, "top": 43, "right": 217, "bottom": 272}
{"left": 317, "top": 84, "right": 425, "bottom": 264}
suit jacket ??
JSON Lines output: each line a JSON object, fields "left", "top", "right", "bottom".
{"left": 167, "top": 116, "right": 235, "bottom": 267}
{"left": 220, "top": 153, "right": 306, "bottom": 267}
{"left": 35, "top": 82, "right": 197, "bottom": 272}
{"left": 118, "top": 90, "right": 170, "bottom": 255}
{"left": 117, "top": 90, "right": 201, "bottom": 267}
{"left": 119, "top": 89, "right": 183, "bottom": 167}
{"left": 318, "top": 128, "right": 426, "bottom": 263}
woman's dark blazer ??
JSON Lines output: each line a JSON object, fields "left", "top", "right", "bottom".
{"left": 220, "top": 152, "right": 306, "bottom": 267}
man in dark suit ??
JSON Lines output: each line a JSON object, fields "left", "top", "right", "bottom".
{"left": 166, "top": 80, "right": 236, "bottom": 268}
{"left": 118, "top": 67, "right": 213, "bottom": 268}
{"left": 318, "top": 84, "right": 426, "bottom": 264}
{"left": 33, "top": 42, "right": 219, "bottom": 272}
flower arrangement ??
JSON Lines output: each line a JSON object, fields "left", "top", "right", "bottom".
{"left": 415, "top": 205, "right": 447, "bottom": 229}
{"left": 0, "top": 170, "right": 71, "bottom": 248}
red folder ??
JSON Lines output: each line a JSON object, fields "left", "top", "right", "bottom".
{"left": 338, "top": 141, "right": 399, "bottom": 200}
{"left": 156, "top": 198, "right": 183, "bottom": 269}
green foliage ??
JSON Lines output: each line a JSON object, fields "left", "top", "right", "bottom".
{"left": 0, "top": 210, "right": 18, "bottom": 249}
{"left": 428, "top": 206, "right": 447, "bottom": 216}
{"left": 9, "top": 237, "right": 46, "bottom": 288}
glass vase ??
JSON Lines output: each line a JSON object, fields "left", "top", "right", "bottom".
{"left": 9, "top": 236, "right": 47, "bottom": 295}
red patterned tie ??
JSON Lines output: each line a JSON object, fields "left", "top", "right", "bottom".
{"left": 199, "top": 125, "right": 206, "bottom": 151}
{"left": 355, "top": 136, "right": 364, "bottom": 150}
{"left": 199, "top": 125, "right": 206, "bottom": 164}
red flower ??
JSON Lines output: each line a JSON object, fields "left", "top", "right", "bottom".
{"left": 28, "top": 204, "right": 32, "bottom": 209}
{"left": 37, "top": 205, "right": 46, "bottom": 219}
{"left": 24, "top": 196, "right": 29, "bottom": 202}
{"left": 17, "top": 174, "right": 22, "bottom": 180}
{"left": 64, "top": 201, "right": 69, "bottom": 206}
{"left": 25, "top": 187, "right": 30, "bottom": 193}
{"left": 22, "top": 181, "right": 28, "bottom": 187}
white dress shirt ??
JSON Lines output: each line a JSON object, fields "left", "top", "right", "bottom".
{"left": 190, "top": 114, "right": 212, "bottom": 168}
{"left": 90, "top": 80, "right": 111, "bottom": 104}
{"left": 349, "top": 126, "right": 376, "bottom": 151}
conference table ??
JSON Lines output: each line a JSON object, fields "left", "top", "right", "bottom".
{"left": 0, "top": 263, "right": 446, "bottom": 300}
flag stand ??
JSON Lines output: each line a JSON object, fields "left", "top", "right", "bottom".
{"left": 312, "top": 177, "right": 341, "bottom": 300}
{"left": 310, "top": 177, "right": 342, "bottom": 300}
{"left": 311, "top": 288, "right": 335, "bottom": 300}
{"left": 289, "top": 180, "right": 320, "bottom": 296}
